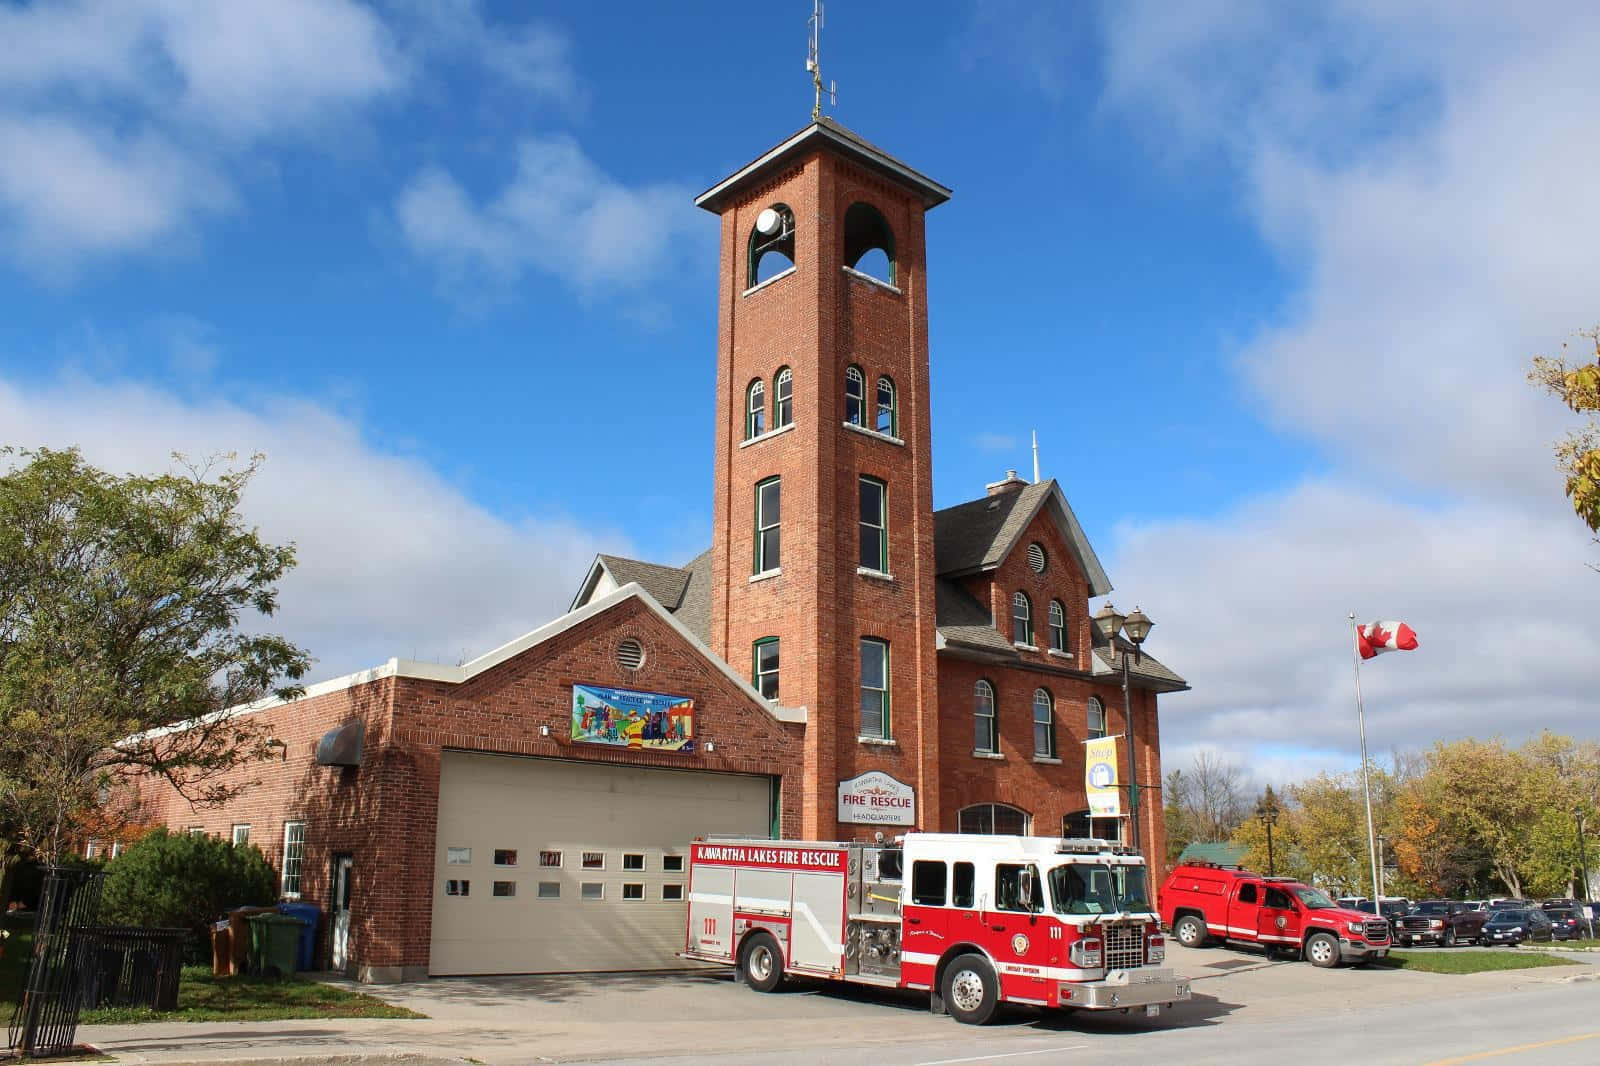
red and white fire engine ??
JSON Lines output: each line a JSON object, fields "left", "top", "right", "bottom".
{"left": 682, "top": 833, "right": 1191, "bottom": 1025}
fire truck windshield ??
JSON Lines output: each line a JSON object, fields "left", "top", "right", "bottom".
{"left": 1047, "top": 863, "right": 1151, "bottom": 915}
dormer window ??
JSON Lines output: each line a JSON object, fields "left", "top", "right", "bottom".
{"left": 745, "top": 379, "right": 766, "bottom": 439}
{"left": 845, "top": 366, "right": 865, "bottom": 426}
{"left": 875, "top": 376, "right": 896, "bottom": 437}
{"left": 774, "top": 367, "right": 794, "bottom": 428}
{"left": 748, "top": 203, "right": 795, "bottom": 288}
{"left": 843, "top": 202, "right": 895, "bottom": 286}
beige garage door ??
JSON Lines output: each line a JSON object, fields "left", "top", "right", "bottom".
{"left": 430, "top": 751, "right": 774, "bottom": 975}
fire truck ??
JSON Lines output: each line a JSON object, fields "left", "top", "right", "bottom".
{"left": 682, "top": 833, "right": 1191, "bottom": 1025}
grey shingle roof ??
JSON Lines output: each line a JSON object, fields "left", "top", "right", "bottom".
{"left": 932, "top": 480, "right": 1111, "bottom": 596}
{"left": 674, "top": 548, "right": 712, "bottom": 645}
{"left": 934, "top": 579, "right": 1017, "bottom": 657}
{"left": 1091, "top": 633, "right": 1190, "bottom": 692}
{"left": 596, "top": 554, "right": 692, "bottom": 611}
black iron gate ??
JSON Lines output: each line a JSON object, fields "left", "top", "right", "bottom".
{"left": 6, "top": 865, "right": 105, "bottom": 1057}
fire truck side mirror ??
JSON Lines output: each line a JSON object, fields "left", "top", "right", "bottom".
{"left": 1019, "top": 867, "right": 1035, "bottom": 911}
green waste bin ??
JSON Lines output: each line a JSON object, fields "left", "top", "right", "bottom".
{"left": 247, "top": 913, "right": 307, "bottom": 977}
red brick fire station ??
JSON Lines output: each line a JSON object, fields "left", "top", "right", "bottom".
{"left": 134, "top": 119, "right": 1187, "bottom": 981}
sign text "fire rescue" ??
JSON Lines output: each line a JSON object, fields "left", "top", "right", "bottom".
{"left": 694, "top": 845, "right": 844, "bottom": 870}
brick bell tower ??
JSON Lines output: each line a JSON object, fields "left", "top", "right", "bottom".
{"left": 696, "top": 119, "right": 951, "bottom": 839}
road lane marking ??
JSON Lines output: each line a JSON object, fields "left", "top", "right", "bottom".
{"left": 917, "top": 1046, "right": 1088, "bottom": 1065}
{"left": 1423, "top": 1031, "right": 1600, "bottom": 1064}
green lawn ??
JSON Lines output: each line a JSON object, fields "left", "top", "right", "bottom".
{"left": 78, "top": 967, "right": 423, "bottom": 1024}
{"left": 1374, "top": 949, "right": 1581, "bottom": 974}
{"left": 1, "top": 913, "right": 35, "bottom": 1015}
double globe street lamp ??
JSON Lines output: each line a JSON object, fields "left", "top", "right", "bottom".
{"left": 1091, "top": 603, "right": 1153, "bottom": 852}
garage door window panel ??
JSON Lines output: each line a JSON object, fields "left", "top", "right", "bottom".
{"left": 622, "top": 883, "right": 645, "bottom": 901}
{"left": 537, "top": 882, "right": 560, "bottom": 900}
{"left": 663, "top": 855, "right": 684, "bottom": 872}
{"left": 494, "top": 849, "right": 518, "bottom": 867}
{"left": 446, "top": 879, "right": 470, "bottom": 897}
{"left": 581, "top": 883, "right": 604, "bottom": 900}
{"left": 582, "top": 852, "right": 605, "bottom": 870}
{"left": 623, "top": 854, "right": 645, "bottom": 871}
{"left": 662, "top": 884, "right": 684, "bottom": 901}
{"left": 493, "top": 881, "right": 516, "bottom": 898}
{"left": 538, "top": 850, "right": 561, "bottom": 868}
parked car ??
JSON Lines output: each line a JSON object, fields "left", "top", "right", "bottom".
{"left": 1353, "top": 898, "right": 1412, "bottom": 938}
{"left": 1539, "top": 898, "right": 1583, "bottom": 912}
{"left": 1488, "top": 898, "right": 1537, "bottom": 911}
{"left": 1395, "top": 900, "right": 1488, "bottom": 946}
{"left": 1481, "top": 908, "right": 1553, "bottom": 945}
{"left": 1544, "top": 906, "right": 1592, "bottom": 941}
{"left": 1461, "top": 899, "right": 1488, "bottom": 912}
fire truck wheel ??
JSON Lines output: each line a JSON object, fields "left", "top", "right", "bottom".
{"left": 740, "top": 932, "right": 785, "bottom": 993}
{"left": 942, "top": 953, "right": 999, "bottom": 1025}
{"left": 1173, "top": 915, "right": 1209, "bottom": 949}
{"left": 1305, "top": 932, "right": 1340, "bottom": 968}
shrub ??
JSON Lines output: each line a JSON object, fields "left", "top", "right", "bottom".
{"left": 100, "top": 829, "right": 276, "bottom": 955}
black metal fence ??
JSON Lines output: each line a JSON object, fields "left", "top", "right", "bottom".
{"left": 6, "top": 865, "right": 105, "bottom": 1057}
{"left": 76, "top": 926, "right": 186, "bottom": 1012}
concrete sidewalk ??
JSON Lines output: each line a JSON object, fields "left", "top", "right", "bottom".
{"left": 76, "top": 948, "right": 1596, "bottom": 1066}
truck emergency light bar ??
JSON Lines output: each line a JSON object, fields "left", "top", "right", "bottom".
{"left": 1055, "top": 837, "right": 1134, "bottom": 855}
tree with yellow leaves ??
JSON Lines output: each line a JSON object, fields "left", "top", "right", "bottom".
{"left": 1530, "top": 327, "right": 1600, "bottom": 543}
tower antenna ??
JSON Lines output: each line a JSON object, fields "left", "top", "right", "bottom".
{"left": 807, "top": 0, "right": 837, "bottom": 121}
{"left": 1032, "top": 430, "right": 1040, "bottom": 483}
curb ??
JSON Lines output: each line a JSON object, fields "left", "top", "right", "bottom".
{"left": 91, "top": 1054, "right": 459, "bottom": 1066}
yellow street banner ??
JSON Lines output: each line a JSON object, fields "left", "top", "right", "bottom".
{"left": 1085, "top": 736, "right": 1120, "bottom": 817}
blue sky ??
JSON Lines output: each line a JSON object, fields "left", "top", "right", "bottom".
{"left": 3, "top": 1, "right": 1597, "bottom": 786}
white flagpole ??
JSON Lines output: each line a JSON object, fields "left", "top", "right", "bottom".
{"left": 1350, "top": 613, "right": 1382, "bottom": 910}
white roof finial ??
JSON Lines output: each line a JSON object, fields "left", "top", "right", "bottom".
{"left": 1032, "top": 430, "right": 1040, "bottom": 483}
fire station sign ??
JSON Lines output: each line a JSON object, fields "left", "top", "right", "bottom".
{"left": 1085, "top": 735, "right": 1120, "bottom": 817}
{"left": 837, "top": 771, "right": 915, "bottom": 826}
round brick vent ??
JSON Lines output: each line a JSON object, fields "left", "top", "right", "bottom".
{"left": 617, "top": 638, "right": 645, "bottom": 671}
{"left": 1027, "top": 542, "right": 1047, "bottom": 573}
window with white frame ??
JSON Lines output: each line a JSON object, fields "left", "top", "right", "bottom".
{"left": 1012, "top": 592, "right": 1033, "bottom": 645}
{"left": 875, "top": 375, "right": 896, "bottom": 436}
{"left": 1033, "top": 688, "right": 1056, "bottom": 758}
{"left": 844, "top": 365, "right": 865, "bottom": 426}
{"left": 232, "top": 824, "right": 252, "bottom": 846}
{"left": 281, "top": 821, "right": 306, "bottom": 898}
{"left": 1087, "top": 696, "right": 1107, "bottom": 740}
{"left": 753, "top": 637, "right": 780, "bottom": 700}
{"left": 974, "top": 680, "right": 997, "bottom": 754}
{"left": 746, "top": 379, "right": 765, "bottom": 439}
{"left": 774, "top": 367, "right": 793, "bottom": 428}
{"left": 754, "top": 477, "right": 781, "bottom": 573}
{"left": 858, "top": 476, "right": 887, "bottom": 572}
{"left": 1048, "top": 600, "right": 1067, "bottom": 653}
{"left": 860, "top": 638, "right": 890, "bottom": 739}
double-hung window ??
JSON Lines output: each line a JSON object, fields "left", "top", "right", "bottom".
{"left": 746, "top": 380, "right": 765, "bottom": 439}
{"left": 1087, "top": 696, "right": 1107, "bottom": 739}
{"left": 774, "top": 367, "right": 793, "bottom": 428}
{"left": 858, "top": 477, "right": 887, "bottom": 572}
{"left": 753, "top": 637, "right": 780, "bottom": 700}
{"left": 281, "top": 821, "right": 306, "bottom": 899}
{"left": 1033, "top": 688, "right": 1056, "bottom": 758}
{"left": 1012, "top": 592, "right": 1033, "bottom": 645}
{"left": 876, "top": 376, "right": 896, "bottom": 436}
{"left": 1048, "top": 600, "right": 1068, "bottom": 653}
{"left": 845, "top": 366, "right": 865, "bottom": 426}
{"left": 974, "top": 680, "right": 997, "bottom": 754}
{"left": 754, "top": 477, "right": 781, "bottom": 573}
{"left": 860, "top": 638, "right": 890, "bottom": 739}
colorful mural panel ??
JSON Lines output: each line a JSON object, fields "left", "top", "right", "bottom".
{"left": 571, "top": 684, "right": 695, "bottom": 753}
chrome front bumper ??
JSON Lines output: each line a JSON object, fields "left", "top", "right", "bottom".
{"left": 1058, "top": 968, "right": 1191, "bottom": 1010}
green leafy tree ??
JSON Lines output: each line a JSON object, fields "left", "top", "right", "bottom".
{"left": 0, "top": 448, "right": 310, "bottom": 903}
{"left": 100, "top": 829, "right": 276, "bottom": 952}
{"left": 1530, "top": 327, "right": 1600, "bottom": 544}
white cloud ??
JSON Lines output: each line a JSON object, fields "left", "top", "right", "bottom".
{"left": 396, "top": 135, "right": 700, "bottom": 293}
{"left": 0, "top": 372, "right": 624, "bottom": 681}
{"left": 386, "top": 0, "right": 584, "bottom": 112}
{"left": 1081, "top": 4, "right": 1600, "bottom": 779}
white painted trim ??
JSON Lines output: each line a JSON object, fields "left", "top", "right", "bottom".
{"left": 1033, "top": 756, "right": 1063, "bottom": 766}
{"left": 856, "top": 567, "right": 894, "bottom": 582}
{"left": 858, "top": 736, "right": 898, "bottom": 747}
{"left": 738, "top": 422, "right": 796, "bottom": 450}
{"left": 1047, "top": 649, "right": 1074, "bottom": 660}
{"left": 749, "top": 568, "right": 782, "bottom": 584}
{"left": 1013, "top": 642, "right": 1039, "bottom": 652}
{"left": 841, "top": 421, "right": 904, "bottom": 447}
{"left": 841, "top": 264, "right": 902, "bottom": 295}
{"left": 742, "top": 265, "right": 796, "bottom": 296}
{"left": 972, "top": 751, "right": 1005, "bottom": 761}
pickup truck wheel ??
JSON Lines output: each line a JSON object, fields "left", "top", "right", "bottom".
{"left": 1174, "top": 915, "right": 1209, "bottom": 949}
{"left": 1443, "top": 927, "right": 1457, "bottom": 948}
{"left": 740, "top": 932, "right": 785, "bottom": 993}
{"left": 1305, "top": 932, "right": 1340, "bottom": 968}
{"left": 942, "top": 953, "right": 999, "bottom": 1025}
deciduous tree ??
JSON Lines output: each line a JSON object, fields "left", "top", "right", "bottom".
{"left": 1530, "top": 327, "right": 1600, "bottom": 545}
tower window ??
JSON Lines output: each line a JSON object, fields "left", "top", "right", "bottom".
{"left": 875, "top": 376, "right": 896, "bottom": 437}
{"left": 1033, "top": 688, "right": 1055, "bottom": 758}
{"left": 1012, "top": 591, "right": 1033, "bottom": 646}
{"left": 860, "top": 637, "right": 890, "bottom": 739}
{"left": 774, "top": 367, "right": 793, "bottom": 428}
{"left": 974, "top": 680, "right": 997, "bottom": 754}
{"left": 754, "top": 477, "right": 781, "bottom": 574}
{"left": 1087, "top": 696, "right": 1107, "bottom": 740}
{"left": 748, "top": 203, "right": 795, "bottom": 288}
{"left": 858, "top": 476, "right": 887, "bottom": 573}
{"left": 843, "top": 202, "right": 895, "bottom": 286}
{"left": 746, "top": 379, "right": 765, "bottom": 439}
{"left": 845, "top": 365, "right": 865, "bottom": 426}
{"left": 753, "top": 637, "right": 780, "bottom": 701}
{"left": 1048, "top": 600, "right": 1067, "bottom": 653}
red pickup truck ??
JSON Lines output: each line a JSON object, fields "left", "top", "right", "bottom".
{"left": 1159, "top": 861, "right": 1392, "bottom": 967}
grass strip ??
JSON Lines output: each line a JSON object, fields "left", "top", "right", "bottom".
{"left": 78, "top": 966, "right": 424, "bottom": 1024}
{"left": 1374, "top": 949, "right": 1581, "bottom": 974}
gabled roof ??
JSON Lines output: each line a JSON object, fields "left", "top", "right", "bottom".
{"left": 570, "top": 554, "right": 692, "bottom": 614}
{"left": 674, "top": 548, "right": 713, "bottom": 645}
{"left": 934, "top": 579, "right": 1017, "bottom": 658}
{"left": 695, "top": 117, "right": 951, "bottom": 214}
{"left": 1090, "top": 633, "right": 1190, "bottom": 693}
{"left": 932, "top": 479, "right": 1112, "bottom": 597}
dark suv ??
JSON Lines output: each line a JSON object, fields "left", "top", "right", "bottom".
{"left": 1481, "top": 907, "right": 1553, "bottom": 945}
{"left": 1396, "top": 900, "right": 1488, "bottom": 946}
{"left": 1544, "top": 906, "right": 1592, "bottom": 941}
{"left": 1354, "top": 899, "right": 1411, "bottom": 938}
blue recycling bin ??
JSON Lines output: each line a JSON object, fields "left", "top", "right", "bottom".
{"left": 277, "top": 902, "right": 322, "bottom": 971}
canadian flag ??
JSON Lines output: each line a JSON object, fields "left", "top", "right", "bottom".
{"left": 1356, "top": 620, "right": 1419, "bottom": 660}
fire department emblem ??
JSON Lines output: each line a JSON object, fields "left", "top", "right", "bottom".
{"left": 1275, "top": 915, "right": 1288, "bottom": 931}
{"left": 1011, "top": 933, "right": 1030, "bottom": 956}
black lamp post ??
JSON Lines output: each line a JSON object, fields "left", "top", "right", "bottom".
{"left": 1576, "top": 807, "right": 1591, "bottom": 904}
{"left": 1257, "top": 788, "right": 1281, "bottom": 876}
{"left": 1092, "top": 603, "right": 1153, "bottom": 852}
